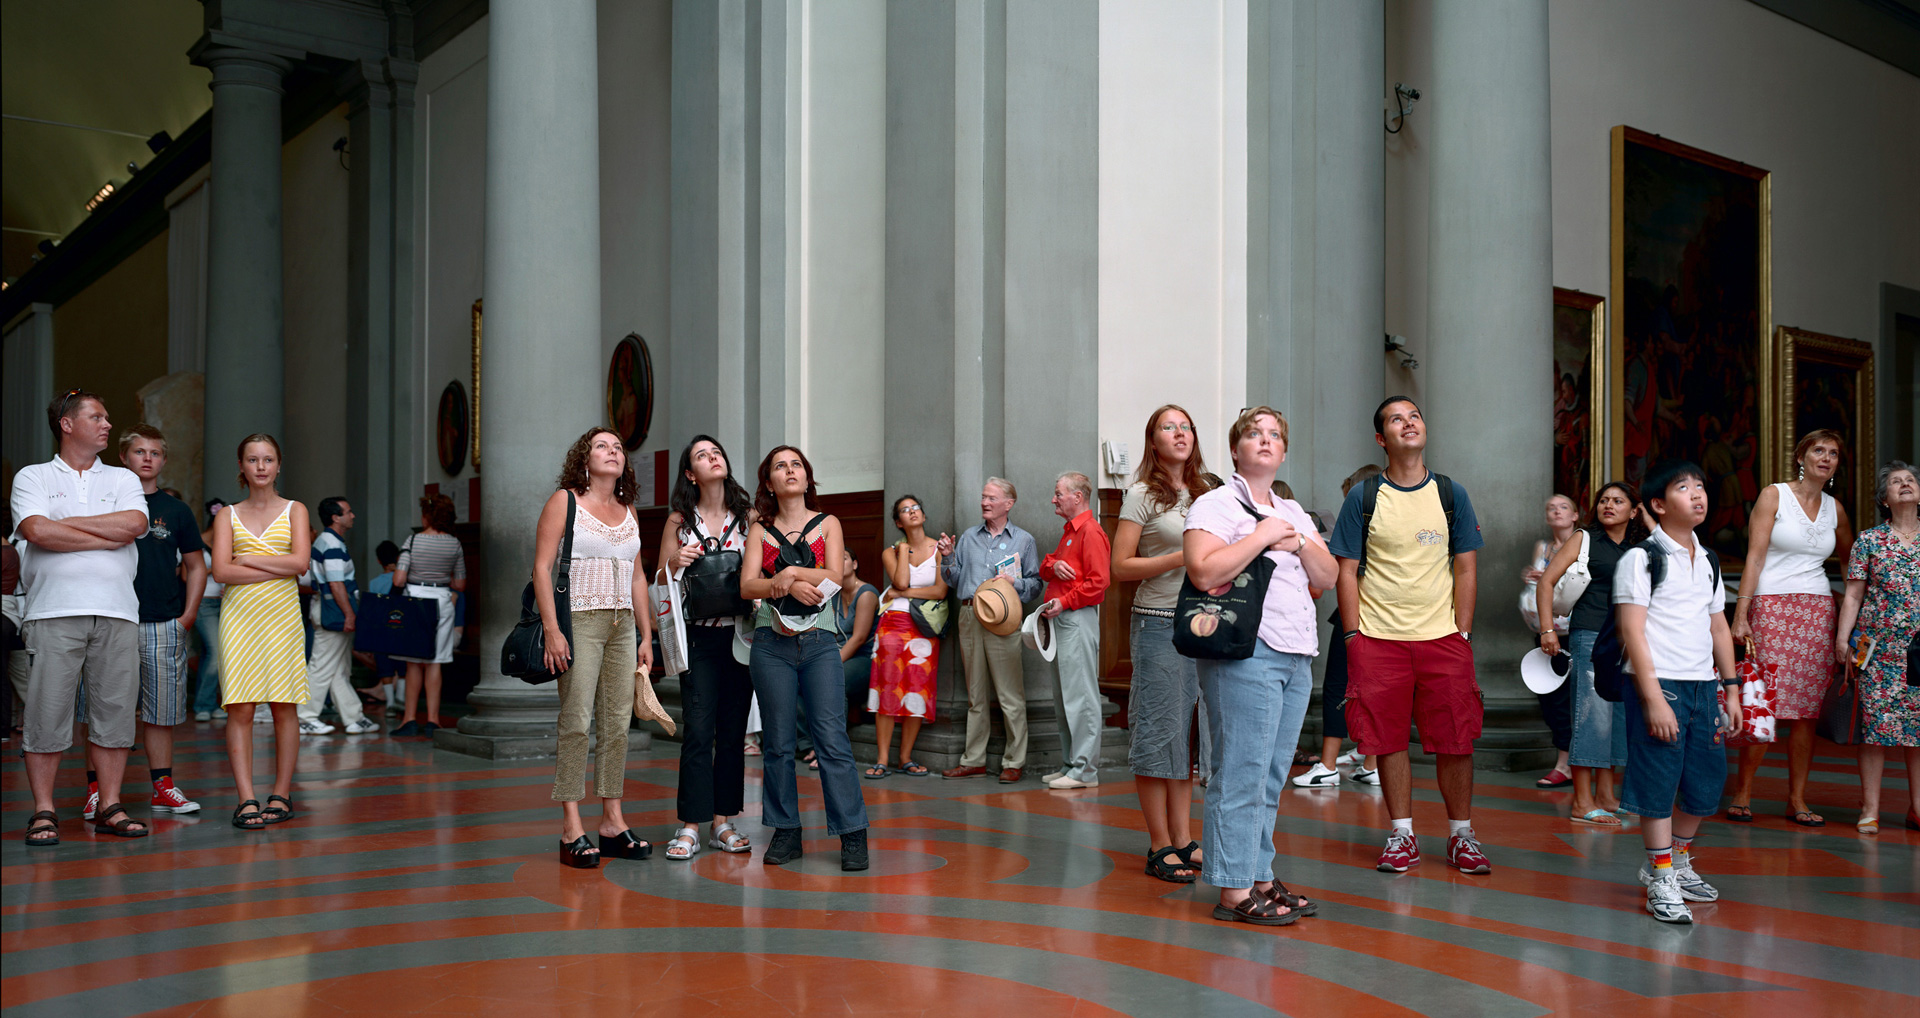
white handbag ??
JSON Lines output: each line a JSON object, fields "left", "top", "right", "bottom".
{"left": 1549, "top": 530, "right": 1593, "bottom": 611}
{"left": 651, "top": 567, "right": 690, "bottom": 676}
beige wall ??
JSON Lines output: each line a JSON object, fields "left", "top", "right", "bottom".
{"left": 51, "top": 231, "right": 169, "bottom": 470}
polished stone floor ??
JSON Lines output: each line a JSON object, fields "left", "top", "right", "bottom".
{"left": 2, "top": 718, "right": 1914, "bottom": 1017}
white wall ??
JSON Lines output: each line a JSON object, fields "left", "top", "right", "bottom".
{"left": 1098, "top": 0, "right": 1249, "bottom": 480}
{"left": 414, "top": 19, "right": 489, "bottom": 517}
{"left": 797, "top": 0, "right": 886, "bottom": 494}
{"left": 281, "top": 105, "right": 351, "bottom": 502}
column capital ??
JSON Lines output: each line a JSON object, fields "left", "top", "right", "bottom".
{"left": 191, "top": 41, "right": 295, "bottom": 92}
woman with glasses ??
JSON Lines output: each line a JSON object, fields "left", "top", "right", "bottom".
{"left": 865, "top": 495, "right": 947, "bottom": 778}
{"left": 1113, "top": 405, "right": 1215, "bottom": 881}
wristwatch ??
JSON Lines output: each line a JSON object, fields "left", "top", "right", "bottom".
{"left": 1460, "top": 631, "right": 1473, "bottom": 644}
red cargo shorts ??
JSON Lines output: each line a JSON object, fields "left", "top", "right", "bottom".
{"left": 1342, "top": 631, "right": 1482, "bottom": 756}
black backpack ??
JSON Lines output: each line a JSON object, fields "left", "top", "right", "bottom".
{"left": 766, "top": 514, "right": 827, "bottom": 618}
{"left": 680, "top": 515, "right": 753, "bottom": 620}
{"left": 1591, "top": 537, "right": 1721, "bottom": 702}
{"left": 1355, "top": 472, "right": 1457, "bottom": 579}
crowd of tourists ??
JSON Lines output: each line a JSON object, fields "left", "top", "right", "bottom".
{"left": 7, "top": 388, "right": 1916, "bottom": 929}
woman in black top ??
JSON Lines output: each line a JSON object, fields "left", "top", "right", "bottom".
{"left": 1538, "top": 481, "right": 1650, "bottom": 826}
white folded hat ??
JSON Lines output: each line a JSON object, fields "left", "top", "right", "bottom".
{"left": 1520, "top": 647, "right": 1572, "bottom": 694}
{"left": 1021, "top": 609, "right": 1056, "bottom": 662}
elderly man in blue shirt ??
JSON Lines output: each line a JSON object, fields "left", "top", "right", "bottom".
{"left": 937, "top": 477, "right": 1043, "bottom": 783}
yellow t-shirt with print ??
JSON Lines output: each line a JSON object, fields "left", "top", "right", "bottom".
{"left": 1329, "top": 474, "right": 1483, "bottom": 641}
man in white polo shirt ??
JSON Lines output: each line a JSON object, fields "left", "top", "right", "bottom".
{"left": 11, "top": 390, "right": 151, "bottom": 845}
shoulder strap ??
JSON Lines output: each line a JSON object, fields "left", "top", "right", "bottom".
{"left": 1576, "top": 529, "right": 1591, "bottom": 566}
{"left": 1638, "top": 537, "right": 1666, "bottom": 592}
{"left": 1705, "top": 546, "right": 1722, "bottom": 593}
{"left": 1356, "top": 475, "right": 1385, "bottom": 578}
{"left": 799, "top": 513, "right": 826, "bottom": 540}
{"left": 1431, "top": 472, "right": 1457, "bottom": 555}
{"left": 555, "top": 493, "right": 576, "bottom": 595}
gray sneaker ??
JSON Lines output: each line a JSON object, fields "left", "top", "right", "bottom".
{"left": 1644, "top": 871, "right": 1694, "bottom": 924}
{"left": 1639, "top": 858, "right": 1719, "bottom": 902}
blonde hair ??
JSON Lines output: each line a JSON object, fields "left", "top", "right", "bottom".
{"left": 1228, "top": 406, "right": 1288, "bottom": 465}
{"left": 119, "top": 423, "right": 166, "bottom": 456}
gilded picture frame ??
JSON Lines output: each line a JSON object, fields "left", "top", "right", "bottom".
{"left": 470, "top": 298, "right": 483, "bottom": 471}
{"left": 1553, "top": 288, "right": 1606, "bottom": 512}
{"left": 1774, "top": 325, "right": 1876, "bottom": 530}
{"left": 1610, "top": 126, "right": 1772, "bottom": 559}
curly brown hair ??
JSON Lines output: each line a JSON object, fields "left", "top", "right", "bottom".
{"left": 753, "top": 445, "right": 819, "bottom": 521}
{"left": 418, "top": 493, "right": 457, "bottom": 531}
{"left": 555, "top": 427, "right": 638, "bottom": 505}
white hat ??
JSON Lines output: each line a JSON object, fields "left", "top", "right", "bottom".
{"left": 1021, "top": 609, "right": 1056, "bottom": 662}
{"left": 1520, "top": 647, "right": 1571, "bottom": 694}
{"left": 732, "top": 618, "right": 756, "bottom": 666}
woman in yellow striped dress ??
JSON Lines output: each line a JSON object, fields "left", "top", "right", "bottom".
{"left": 210, "top": 434, "right": 311, "bottom": 830}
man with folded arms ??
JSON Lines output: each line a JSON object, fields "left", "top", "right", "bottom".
{"left": 938, "top": 478, "right": 1043, "bottom": 783}
{"left": 12, "top": 391, "right": 151, "bottom": 845}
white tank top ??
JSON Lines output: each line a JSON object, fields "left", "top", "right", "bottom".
{"left": 1754, "top": 483, "right": 1836, "bottom": 597}
{"left": 570, "top": 506, "right": 642, "bottom": 610}
{"left": 886, "top": 546, "right": 939, "bottom": 613}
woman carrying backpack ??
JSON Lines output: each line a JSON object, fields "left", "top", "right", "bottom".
{"left": 1538, "top": 481, "right": 1650, "bottom": 826}
{"left": 741, "top": 445, "right": 870, "bottom": 871}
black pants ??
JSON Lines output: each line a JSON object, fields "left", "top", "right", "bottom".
{"left": 1321, "top": 614, "right": 1351, "bottom": 740}
{"left": 1538, "top": 681, "right": 1572, "bottom": 752}
{"left": 676, "top": 624, "right": 753, "bottom": 824}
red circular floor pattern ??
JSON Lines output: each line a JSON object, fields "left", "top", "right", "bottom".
{"left": 129, "top": 952, "right": 1135, "bottom": 1017}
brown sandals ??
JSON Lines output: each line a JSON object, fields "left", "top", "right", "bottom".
{"left": 25, "top": 810, "right": 60, "bottom": 847}
{"left": 92, "top": 803, "right": 150, "bottom": 838}
{"left": 1212, "top": 894, "right": 1298, "bottom": 926}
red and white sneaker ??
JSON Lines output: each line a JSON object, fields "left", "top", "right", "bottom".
{"left": 83, "top": 782, "right": 100, "bottom": 820}
{"left": 1376, "top": 830, "right": 1420, "bottom": 872}
{"left": 1447, "top": 829, "right": 1492, "bottom": 874}
{"left": 151, "top": 778, "right": 201, "bottom": 814}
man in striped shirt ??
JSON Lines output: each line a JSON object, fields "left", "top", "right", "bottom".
{"left": 300, "top": 498, "right": 376, "bottom": 734}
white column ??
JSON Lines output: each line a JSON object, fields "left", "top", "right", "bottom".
{"left": 446, "top": 0, "right": 605, "bottom": 757}
{"left": 1425, "top": 0, "right": 1553, "bottom": 704}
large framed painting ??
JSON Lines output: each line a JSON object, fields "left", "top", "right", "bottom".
{"left": 1553, "top": 288, "right": 1605, "bottom": 512}
{"left": 1773, "top": 326, "right": 1876, "bottom": 531}
{"left": 436, "top": 380, "right": 469, "bottom": 476}
{"left": 1610, "top": 126, "right": 1771, "bottom": 559}
{"left": 607, "top": 334, "right": 654, "bottom": 450}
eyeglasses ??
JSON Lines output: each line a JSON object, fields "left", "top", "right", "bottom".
{"left": 1157, "top": 422, "right": 1194, "bottom": 434}
{"left": 897, "top": 503, "right": 922, "bottom": 514}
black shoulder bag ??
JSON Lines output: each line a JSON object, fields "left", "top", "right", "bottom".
{"left": 501, "top": 493, "right": 576, "bottom": 684}
{"left": 680, "top": 514, "right": 753, "bottom": 620}
{"left": 1173, "top": 500, "right": 1276, "bottom": 660}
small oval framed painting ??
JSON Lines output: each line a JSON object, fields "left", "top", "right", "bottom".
{"left": 607, "top": 334, "right": 654, "bottom": 450}
{"left": 437, "top": 380, "right": 469, "bottom": 475}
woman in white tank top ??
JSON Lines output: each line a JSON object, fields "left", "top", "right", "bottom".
{"left": 864, "top": 494, "right": 948, "bottom": 778}
{"left": 1727, "top": 430, "right": 1856, "bottom": 826}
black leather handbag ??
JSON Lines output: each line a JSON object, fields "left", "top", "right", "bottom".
{"left": 680, "top": 516, "right": 752, "bottom": 620}
{"left": 500, "top": 493, "right": 575, "bottom": 684}
{"left": 1172, "top": 500, "right": 1274, "bottom": 661}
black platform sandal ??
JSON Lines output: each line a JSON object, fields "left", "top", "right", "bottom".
{"left": 1146, "top": 846, "right": 1197, "bottom": 883}
{"left": 559, "top": 835, "right": 600, "bottom": 868}
{"left": 232, "top": 800, "right": 266, "bottom": 830}
{"left": 261, "top": 794, "right": 294, "bottom": 824}
{"left": 599, "top": 830, "right": 652, "bottom": 860}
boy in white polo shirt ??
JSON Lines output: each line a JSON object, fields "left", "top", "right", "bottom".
{"left": 1613, "top": 460, "right": 1742, "bottom": 924}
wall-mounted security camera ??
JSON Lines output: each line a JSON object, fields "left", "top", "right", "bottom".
{"left": 1384, "top": 334, "right": 1418, "bottom": 370}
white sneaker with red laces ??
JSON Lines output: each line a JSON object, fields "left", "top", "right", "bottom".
{"left": 151, "top": 778, "right": 201, "bottom": 814}
{"left": 83, "top": 782, "right": 100, "bottom": 820}
{"left": 1447, "top": 828, "right": 1492, "bottom": 874}
{"left": 1376, "top": 830, "right": 1420, "bottom": 872}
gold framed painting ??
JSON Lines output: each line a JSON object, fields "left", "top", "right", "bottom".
{"left": 470, "top": 298, "right": 483, "bottom": 471}
{"left": 1773, "top": 326, "right": 1875, "bottom": 530}
{"left": 1553, "top": 288, "right": 1605, "bottom": 511}
{"left": 1610, "top": 126, "right": 1771, "bottom": 558}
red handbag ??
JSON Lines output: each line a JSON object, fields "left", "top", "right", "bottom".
{"left": 1727, "top": 640, "right": 1778, "bottom": 746}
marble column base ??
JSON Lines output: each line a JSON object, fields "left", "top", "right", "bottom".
{"left": 433, "top": 684, "right": 652, "bottom": 760}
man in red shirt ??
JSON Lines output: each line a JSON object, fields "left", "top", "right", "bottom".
{"left": 1038, "top": 471, "right": 1111, "bottom": 789}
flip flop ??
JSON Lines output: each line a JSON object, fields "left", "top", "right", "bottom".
{"left": 862, "top": 766, "right": 889, "bottom": 780}
{"left": 1724, "top": 805, "right": 1753, "bottom": 823}
{"left": 1571, "top": 808, "right": 1623, "bottom": 827}
{"left": 1787, "top": 810, "right": 1825, "bottom": 828}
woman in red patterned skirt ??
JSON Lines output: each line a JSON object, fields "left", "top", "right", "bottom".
{"left": 864, "top": 494, "right": 947, "bottom": 779}
{"left": 1728, "top": 430, "right": 1855, "bottom": 826}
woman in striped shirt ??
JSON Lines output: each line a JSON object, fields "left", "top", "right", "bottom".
{"left": 391, "top": 494, "right": 466, "bottom": 736}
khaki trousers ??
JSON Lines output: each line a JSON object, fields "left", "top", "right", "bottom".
{"left": 551, "top": 609, "right": 636, "bottom": 801}
{"left": 958, "top": 605, "right": 1028, "bottom": 770}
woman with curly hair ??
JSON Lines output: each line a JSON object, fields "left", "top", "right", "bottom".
{"left": 1539, "top": 481, "right": 1651, "bottom": 825}
{"left": 864, "top": 494, "right": 947, "bottom": 778}
{"left": 1836, "top": 461, "right": 1920, "bottom": 834}
{"left": 741, "top": 445, "right": 870, "bottom": 870}
{"left": 391, "top": 493, "right": 466, "bottom": 737}
{"left": 1112, "top": 404, "right": 1215, "bottom": 881}
{"left": 658, "top": 435, "right": 757, "bottom": 860}
{"left": 536, "top": 427, "right": 656, "bottom": 868}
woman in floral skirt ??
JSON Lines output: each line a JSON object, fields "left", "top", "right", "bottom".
{"left": 1836, "top": 461, "right": 1920, "bottom": 834}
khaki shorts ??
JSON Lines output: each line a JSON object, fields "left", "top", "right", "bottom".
{"left": 23, "top": 615, "right": 138, "bottom": 754}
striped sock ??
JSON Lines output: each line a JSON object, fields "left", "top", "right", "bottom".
{"left": 1646, "top": 846, "right": 1674, "bottom": 872}
{"left": 1670, "top": 834, "right": 1694, "bottom": 864}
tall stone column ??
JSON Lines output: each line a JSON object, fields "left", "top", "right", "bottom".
{"left": 196, "top": 46, "right": 290, "bottom": 490}
{"left": 439, "top": 0, "right": 606, "bottom": 759}
{"left": 1424, "top": 0, "right": 1554, "bottom": 745}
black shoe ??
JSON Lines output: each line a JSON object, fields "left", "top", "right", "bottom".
{"left": 599, "top": 830, "right": 652, "bottom": 860}
{"left": 841, "top": 829, "right": 869, "bottom": 871}
{"left": 420, "top": 720, "right": 439, "bottom": 736}
{"left": 764, "top": 827, "right": 803, "bottom": 865}
{"left": 559, "top": 835, "right": 600, "bottom": 869}
{"left": 392, "top": 720, "right": 421, "bottom": 736}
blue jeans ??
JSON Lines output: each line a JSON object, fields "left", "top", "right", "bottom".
{"left": 1128, "top": 614, "right": 1199, "bottom": 779}
{"left": 1567, "top": 629, "right": 1627, "bottom": 769}
{"left": 192, "top": 599, "right": 223, "bottom": 714}
{"left": 750, "top": 627, "right": 869, "bottom": 836}
{"left": 1197, "top": 642, "right": 1314, "bottom": 889}
{"left": 1620, "top": 678, "right": 1728, "bottom": 820}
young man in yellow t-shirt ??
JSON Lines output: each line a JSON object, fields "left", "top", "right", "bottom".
{"left": 1330, "top": 397, "right": 1488, "bottom": 875}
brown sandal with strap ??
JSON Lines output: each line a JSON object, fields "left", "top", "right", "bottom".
{"left": 1211, "top": 893, "right": 1298, "bottom": 926}
{"left": 92, "top": 803, "right": 150, "bottom": 838}
{"left": 25, "top": 810, "right": 60, "bottom": 847}
{"left": 1261, "top": 882, "right": 1318, "bottom": 916}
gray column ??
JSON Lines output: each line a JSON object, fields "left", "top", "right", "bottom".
{"left": 1424, "top": 1, "right": 1554, "bottom": 716}
{"left": 441, "top": 0, "right": 607, "bottom": 758}
{"left": 2, "top": 304, "right": 56, "bottom": 474}
{"left": 198, "top": 46, "right": 290, "bottom": 490}
{"left": 165, "top": 179, "right": 210, "bottom": 376}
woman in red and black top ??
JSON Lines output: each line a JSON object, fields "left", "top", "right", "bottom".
{"left": 740, "top": 446, "right": 870, "bottom": 871}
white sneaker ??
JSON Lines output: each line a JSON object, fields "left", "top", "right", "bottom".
{"left": 1039, "top": 771, "right": 1066, "bottom": 784}
{"left": 194, "top": 710, "right": 212, "bottom": 722}
{"left": 1291, "top": 763, "right": 1342, "bottom": 787}
{"left": 343, "top": 718, "right": 380, "bottom": 735}
{"left": 1336, "top": 749, "right": 1363, "bottom": 766}
{"left": 1639, "top": 858, "right": 1719, "bottom": 902}
{"left": 298, "top": 719, "right": 335, "bottom": 735}
{"left": 1645, "top": 871, "right": 1694, "bottom": 923}
{"left": 1350, "top": 766, "right": 1382, "bottom": 786}
{"left": 254, "top": 708, "right": 273, "bottom": 725}
{"left": 212, "top": 708, "right": 228, "bottom": 719}
{"left": 1047, "top": 774, "right": 1098, "bottom": 789}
